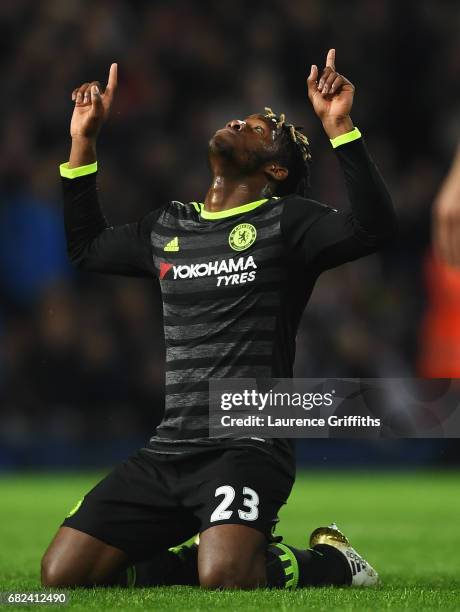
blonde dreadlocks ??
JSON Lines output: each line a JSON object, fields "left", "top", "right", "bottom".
{"left": 263, "top": 107, "right": 312, "bottom": 197}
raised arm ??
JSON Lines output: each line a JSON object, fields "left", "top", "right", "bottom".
{"left": 281, "top": 49, "right": 397, "bottom": 270}
{"left": 61, "top": 64, "right": 159, "bottom": 277}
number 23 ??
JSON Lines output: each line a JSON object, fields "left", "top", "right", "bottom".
{"left": 210, "top": 485, "right": 259, "bottom": 522}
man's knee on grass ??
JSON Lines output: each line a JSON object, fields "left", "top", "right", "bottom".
{"left": 40, "top": 527, "right": 128, "bottom": 588}
{"left": 41, "top": 552, "right": 75, "bottom": 588}
{"left": 199, "top": 553, "right": 266, "bottom": 589}
{"left": 198, "top": 524, "right": 267, "bottom": 589}
{"left": 41, "top": 551, "right": 126, "bottom": 588}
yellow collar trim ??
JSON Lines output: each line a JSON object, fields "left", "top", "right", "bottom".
{"left": 194, "top": 198, "right": 269, "bottom": 220}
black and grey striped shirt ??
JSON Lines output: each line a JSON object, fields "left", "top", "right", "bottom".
{"left": 62, "top": 137, "right": 396, "bottom": 464}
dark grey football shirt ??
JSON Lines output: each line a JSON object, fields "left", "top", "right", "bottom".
{"left": 62, "top": 137, "right": 396, "bottom": 465}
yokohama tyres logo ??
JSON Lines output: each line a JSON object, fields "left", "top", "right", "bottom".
{"left": 159, "top": 255, "right": 257, "bottom": 286}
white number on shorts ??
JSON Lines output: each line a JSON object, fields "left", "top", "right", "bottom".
{"left": 210, "top": 485, "right": 235, "bottom": 522}
{"left": 238, "top": 486, "right": 259, "bottom": 521}
{"left": 210, "top": 485, "right": 259, "bottom": 522}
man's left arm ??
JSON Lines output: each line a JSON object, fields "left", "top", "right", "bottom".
{"left": 281, "top": 134, "right": 397, "bottom": 270}
{"left": 281, "top": 48, "right": 397, "bottom": 270}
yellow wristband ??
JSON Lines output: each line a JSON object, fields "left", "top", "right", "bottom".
{"left": 59, "top": 161, "right": 98, "bottom": 179}
{"left": 330, "top": 127, "right": 362, "bottom": 149}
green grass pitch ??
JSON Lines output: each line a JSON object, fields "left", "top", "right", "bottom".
{"left": 0, "top": 470, "right": 459, "bottom": 611}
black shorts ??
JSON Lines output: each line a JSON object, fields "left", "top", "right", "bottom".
{"left": 62, "top": 446, "right": 295, "bottom": 561}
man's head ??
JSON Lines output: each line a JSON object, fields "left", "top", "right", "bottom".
{"left": 208, "top": 108, "right": 312, "bottom": 197}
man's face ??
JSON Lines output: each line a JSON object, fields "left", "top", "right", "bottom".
{"left": 209, "top": 114, "right": 279, "bottom": 170}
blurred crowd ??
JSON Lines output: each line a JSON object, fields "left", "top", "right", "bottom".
{"left": 1, "top": 0, "right": 459, "bottom": 466}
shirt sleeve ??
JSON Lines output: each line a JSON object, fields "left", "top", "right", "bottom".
{"left": 280, "top": 135, "right": 398, "bottom": 272}
{"left": 61, "top": 162, "right": 162, "bottom": 277}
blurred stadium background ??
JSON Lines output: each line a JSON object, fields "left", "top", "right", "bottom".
{"left": 1, "top": 0, "right": 460, "bottom": 473}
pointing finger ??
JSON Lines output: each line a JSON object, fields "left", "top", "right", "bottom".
{"left": 326, "top": 48, "right": 336, "bottom": 70}
{"left": 105, "top": 63, "right": 118, "bottom": 97}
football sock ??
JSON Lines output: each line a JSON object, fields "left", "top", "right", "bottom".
{"left": 266, "top": 543, "right": 352, "bottom": 588}
{"left": 126, "top": 541, "right": 350, "bottom": 588}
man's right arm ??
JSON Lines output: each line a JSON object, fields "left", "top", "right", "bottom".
{"left": 61, "top": 160, "right": 160, "bottom": 276}
{"left": 62, "top": 64, "right": 160, "bottom": 277}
